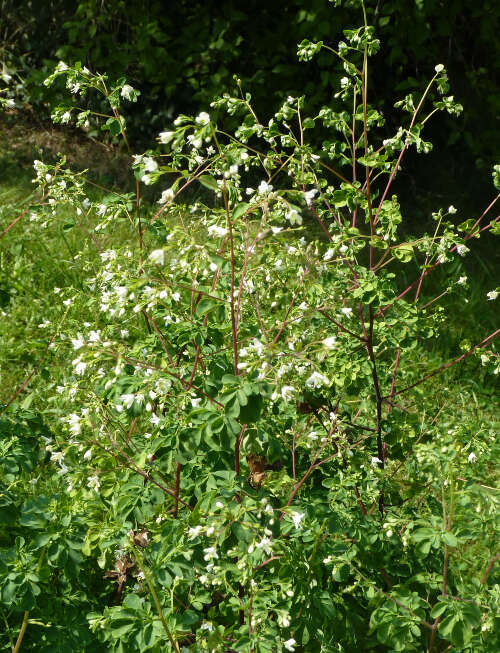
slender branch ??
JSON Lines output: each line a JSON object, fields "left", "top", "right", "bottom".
{"left": 384, "top": 328, "right": 500, "bottom": 400}
{"left": 0, "top": 204, "right": 33, "bottom": 241}
{"left": 480, "top": 551, "right": 500, "bottom": 585}
{"left": 223, "top": 180, "right": 239, "bottom": 375}
{"left": 365, "top": 306, "right": 385, "bottom": 513}
{"left": 253, "top": 555, "right": 281, "bottom": 572}
{"left": 173, "top": 463, "right": 181, "bottom": 518}
{"left": 387, "top": 346, "right": 401, "bottom": 415}
{"left": 317, "top": 308, "right": 366, "bottom": 343}
{"left": 131, "top": 544, "right": 180, "bottom": 653}
{"left": 12, "top": 612, "right": 29, "bottom": 653}
{"left": 273, "top": 269, "right": 309, "bottom": 345}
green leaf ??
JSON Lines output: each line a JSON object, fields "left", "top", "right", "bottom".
{"left": 198, "top": 175, "right": 219, "bottom": 191}
{"left": 430, "top": 601, "right": 448, "bottom": 619}
{"left": 123, "top": 593, "right": 143, "bottom": 611}
{"left": 231, "top": 202, "right": 250, "bottom": 220}
{"left": 238, "top": 394, "right": 263, "bottom": 423}
{"left": 441, "top": 531, "right": 457, "bottom": 547}
{"left": 196, "top": 297, "right": 218, "bottom": 317}
{"left": 393, "top": 243, "right": 413, "bottom": 262}
{"left": 20, "top": 496, "right": 51, "bottom": 530}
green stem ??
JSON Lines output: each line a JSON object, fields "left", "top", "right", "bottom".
{"left": 1, "top": 607, "right": 14, "bottom": 650}
{"left": 11, "top": 548, "right": 46, "bottom": 653}
{"left": 131, "top": 545, "right": 180, "bottom": 653}
{"left": 12, "top": 612, "right": 29, "bottom": 653}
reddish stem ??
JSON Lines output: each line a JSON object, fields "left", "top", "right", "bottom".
{"left": 385, "top": 327, "right": 500, "bottom": 400}
{"left": 173, "top": 463, "right": 181, "bottom": 518}
{"left": 387, "top": 346, "right": 401, "bottom": 415}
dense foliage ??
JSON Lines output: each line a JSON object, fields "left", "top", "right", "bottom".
{"left": 1, "top": 2, "right": 499, "bottom": 652}
{"left": 2, "top": 0, "right": 500, "bottom": 211}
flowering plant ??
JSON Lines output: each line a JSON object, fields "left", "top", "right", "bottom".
{"left": 1, "top": 3, "right": 499, "bottom": 651}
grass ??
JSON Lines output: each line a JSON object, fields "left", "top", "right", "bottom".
{"left": 1, "top": 110, "right": 498, "bottom": 414}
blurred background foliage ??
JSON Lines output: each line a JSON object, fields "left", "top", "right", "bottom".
{"left": 1, "top": 0, "right": 499, "bottom": 226}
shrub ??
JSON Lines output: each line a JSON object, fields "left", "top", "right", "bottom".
{"left": 1, "top": 4, "right": 499, "bottom": 651}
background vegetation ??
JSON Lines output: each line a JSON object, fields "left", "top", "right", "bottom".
{"left": 0, "top": 1, "right": 499, "bottom": 651}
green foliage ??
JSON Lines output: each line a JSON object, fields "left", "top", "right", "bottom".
{"left": 1, "top": 4, "right": 499, "bottom": 652}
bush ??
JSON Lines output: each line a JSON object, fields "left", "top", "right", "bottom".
{"left": 1, "top": 6, "right": 499, "bottom": 652}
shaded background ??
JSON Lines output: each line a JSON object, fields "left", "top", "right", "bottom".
{"left": 2, "top": 0, "right": 499, "bottom": 228}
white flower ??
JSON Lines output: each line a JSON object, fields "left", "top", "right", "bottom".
{"left": 121, "top": 393, "right": 135, "bottom": 409}
{"left": 386, "top": 529, "right": 393, "bottom": 538}
{"left": 284, "top": 638, "right": 297, "bottom": 651}
{"left": 61, "top": 111, "right": 72, "bottom": 124}
{"left": 200, "top": 622, "right": 213, "bottom": 631}
{"left": 188, "top": 525, "right": 203, "bottom": 538}
{"left": 457, "top": 276, "right": 467, "bottom": 285}
{"left": 195, "top": 111, "right": 210, "bottom": 125}
{"left": 281, "top": 385, "right": 296, "bottom": 401}
{"left": 50, "top": 451, "right": 64, "bottom": 465}
{"left": 207, "top": 224, "right": 228, "bottom": 238}
{"left": 143, "top": 156, "right": 158, "bottom": 172}
{"left": 468, "top": 452, "right": 477, "bottom": 463}
{"left": 72, "top": 359, "right": 87, "bottom": 375}
{"left": 203, "top": 546, "right": 218, "bottom": 561}
{"left": 159, "top": 188, "right": 175, "bottom": 204}
{"left": 256, "top": 537, "right": 273, "bottom": 555}
{"left": 68, "top": 413, "right": 81, "bottom": 436}
{"left": 448, "top": 205, "right": 457, "bottom": 214}
{"left": 88, "top": 330, "right": 101, "bottom": 342}
{"left": 149, "top": 249, "right": 165, "bottom": 265}
{"left": 87, "top": 474, "right": 101, "bottom": 491}
{"left": 456, "top": 244, "right": 469, "bottom": 256}
{"left": 323, "top": 248, "right": 335, "bottom": 261}
{"left": 83, "top": 449, "right": 92, "bottom": 461}
{"left": 305, "top": 371, "right": 328, "bottom": 388}
{"left": 71, "top": 334, "right": 85, "bottom": 350}
{"left": 286, "top": 209, "right": 303, "bottom": 226}
{"left": 279, "top": 614, "right": 291, "bottom": 628}
{"left": 258, "top": 180, "right": 273, "bottom": 194}
{"left": 120, "top": 84, "right": 134, "bottom": 100}
{"left": 371, "top": 456, "right": 382, "bottom": 467}
{"left": 435, "top": 64, "right": 445, "bottom": 73}
{"left": 341, "top": 307, "right": 353, "bottom": 318}
{"left": 487, "top": 290, "right": 498, "bottom": 300}
{"left": 97, "top": 203, "right": 107, "bottom": 216}
{"left": 172, "top": 292, "right": 181, "bottom": 302}
{"left": 159, "top": 130, "right": 175, "bottom": 144}
{"left": 340, "top": 76, "right": 349, "bottom": 87}
{"left": 291, "top": 512, "right": 305, "bottom": 529}
{"left": 150, "top": 414, "right": 160, "bottom": 426}
{"left": 322, "top": 336, "right": 337, "bottom": 348}
{"left": 304, "top": 188, "right": 318, "bottom": 206}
